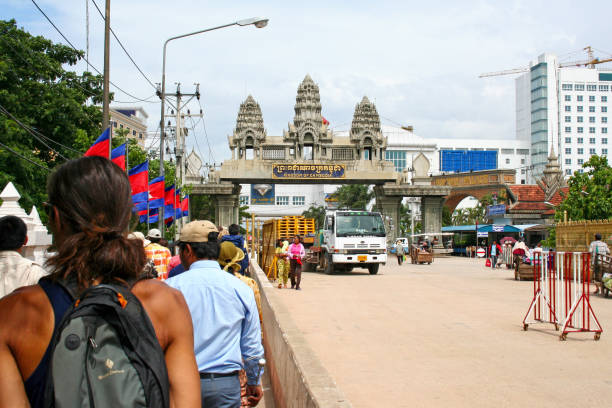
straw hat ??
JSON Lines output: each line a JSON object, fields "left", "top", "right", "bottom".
{"left": 128, "top": 231, "right": 150, "bottom": 247}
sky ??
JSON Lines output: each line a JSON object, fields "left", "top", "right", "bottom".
{"left": 3, "top": 0, "right": 612, "bottom": 167}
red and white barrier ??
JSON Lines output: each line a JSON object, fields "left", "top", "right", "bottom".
{"left": 522, "top": 252, "right": 603, "bottom": 341}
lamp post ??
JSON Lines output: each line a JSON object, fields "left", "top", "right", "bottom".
{"left": 158, "top": 17, "right": 269, "bottom": 233}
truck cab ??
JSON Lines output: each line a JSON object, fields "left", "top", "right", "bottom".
{"left": 320, "top": 210, "right": 387, "bottom": 274}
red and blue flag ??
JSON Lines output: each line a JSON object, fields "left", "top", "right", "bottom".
{"left": 84, "top": 128, "right": 110, "bottom": 158}
{"left": 128, "top": 161, "right": 149, "bottom": 203}
{"left": 164, "top": 185, "right": 175, "bottom": 220}
{"left": 111, "top": 144, "right": 126, "bottom": 170}
{"left": 148, "top": 176, "right": 165, "bottom": 209}
{"left": 181, "top": 195, "right": 189, "bottom": 217}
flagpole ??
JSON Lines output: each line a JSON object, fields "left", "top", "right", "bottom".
{"left": 108, "top": 126, "right": 112, "bottom": 159}
{"left": 125, "top": 142, "right": 129, "bottom": 173}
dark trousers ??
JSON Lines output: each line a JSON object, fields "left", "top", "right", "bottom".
{"left": 200, "top": 374, "right": 240, "bottom": 408}
{"left": 397, "top": 253, "right": 403, "bottom": 265}
{"left": 290, "top": 259, "right": 302, "bottom": 288}
{"left": 491, "top": 255, "right": 498, "bottom": 268}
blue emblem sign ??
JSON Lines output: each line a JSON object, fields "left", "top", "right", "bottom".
{"left": 251, "top": 184, "right": 275, "bottom": 205}
{"left": 487, "top": 204, "right": 506, "bottom": 217}
{"left": 272, "top": 164, "right": 345, "bottom": 179}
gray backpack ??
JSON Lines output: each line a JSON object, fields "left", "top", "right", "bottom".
{"left": 44, "top": 282, "right": 170, "bottom": 408}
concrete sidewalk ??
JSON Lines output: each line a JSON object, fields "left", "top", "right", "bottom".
{"left": 271, "top": 257, "right": 612, "bottom": 407}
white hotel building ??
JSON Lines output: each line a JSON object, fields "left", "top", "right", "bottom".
{"left": 515, "top": 53, "right": 612, "bottom": 182}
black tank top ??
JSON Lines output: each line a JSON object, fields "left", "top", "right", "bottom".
{"left": 24, "top": 279, "right": 72, "bottom": 408}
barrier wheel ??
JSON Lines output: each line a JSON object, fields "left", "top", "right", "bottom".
{"left": 595, "top": 333, "right": 601, "bottom": 341}
{"left": 523, "top": 323, "right": 528, "bottom": 331}
{"left": 560, "top": 333, "right": 567, "bottom": 341}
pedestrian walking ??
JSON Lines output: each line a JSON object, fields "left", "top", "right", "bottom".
{"left": 0, "top": 156, "right": 200, "bottom": 407}
{"left": 490, "top": 240, "right": 501, "bottom": 269}
{"left": 0, "top": 215, "right": 47, "bottom": 297}
{"left": 221, "top": 224, "right": 250, "bottom": 275}
{"left": 395, "top": 239, "right": 405, "bottom": 265}
{"left": 589, "top": 233, "right": 610, "bottom": 264}
{"left": 275, "top": 239, "right": 289, "bottom": 288}
{"left": 145, "top": 228, "right": 172, "bottom": 280}
{"left": 166, "top": 220, "right": 264, "bottom": 407}
{"left": 288, "top": 235, "right": 306, "bottom": 290}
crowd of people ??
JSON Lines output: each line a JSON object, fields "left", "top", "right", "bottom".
{"left": 0, "top": 156, "right": 265, "bottom": 408}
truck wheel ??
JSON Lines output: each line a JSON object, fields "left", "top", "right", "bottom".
{"left": 324, "top": 254, "right": 335, "bottom": 275}
{"left": 368, "top": 264, "right": 379, "bottom": 275}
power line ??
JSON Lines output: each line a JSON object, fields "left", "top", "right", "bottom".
{"left": 0, "top": 103, "right": 70, "bottom": 160}
{"left": 0, "top": 141, "right": 51, "bottom": 171}
{"left": 197, "top": 98, "right": 214, "bottom": 162}
{"left": 89, "top": 0, "right": 157, "bottom": 90}
{"left": 30, "top": 0, "right": 153, "bottom": 103}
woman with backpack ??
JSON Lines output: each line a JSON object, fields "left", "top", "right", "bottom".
{"left": 0, "top": 157, "right": 200, "bottom": 407}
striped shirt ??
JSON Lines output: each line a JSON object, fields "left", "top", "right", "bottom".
{"left": 0, "top": 250, "right": 47, "bottom": 297}
{"left": 144, "top": 243, "right": 171, "bottom": 280}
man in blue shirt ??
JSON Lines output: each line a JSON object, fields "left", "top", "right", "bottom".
{"left": 166, "top": 220, "right": 264, "bottom": 407}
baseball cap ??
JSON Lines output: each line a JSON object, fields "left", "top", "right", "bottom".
{"left": 128, "top": 231, "right": 150, "bottom": 247}
{"left": 147, "top": 228, "right": 162, "bottom": 239}
{"left": 179, "top": 220, "right": 218, "bottom": 243}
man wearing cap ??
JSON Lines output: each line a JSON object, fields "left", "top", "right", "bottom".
{"left": 166, "top": 220, "right": 264, "bottom": 407}
{"left": 144, "top": 228, "right": 171, "bottom": 280}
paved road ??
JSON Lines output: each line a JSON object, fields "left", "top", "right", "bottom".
{"left": 271, "top": 257, "right": 612, "bottom": 407}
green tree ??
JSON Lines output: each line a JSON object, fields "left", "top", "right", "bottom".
{"left": 0, "top": 19, "right": 104, "bottom": 218}
{"left": 302, "top": 205, "right": 326, "bottom": 230}
{"left": 556, "top": 155, "right": 612, "bottom": 221}
{"left": 333, "top": 185, "right": 373, "bottom": 210}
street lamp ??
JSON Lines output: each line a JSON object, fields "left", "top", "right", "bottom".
{"left": 158, "top": 17, "right": 268, "bottom": 232}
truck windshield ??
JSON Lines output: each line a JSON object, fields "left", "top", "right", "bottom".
{"left": 336, "top": 213, "right": 386, "bottom": 237}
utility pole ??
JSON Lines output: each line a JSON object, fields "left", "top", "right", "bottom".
{"left": 102, "top": 0, "right": 111, "bottom": 135}
{"left": 164, "top": 83, "right": 202, "bottom": 237}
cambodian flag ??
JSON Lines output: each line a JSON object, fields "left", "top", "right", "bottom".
{"left": 175, "top": 189, "right": 182, "bottom": 219}
{"left": 181, "top": 195, "right": 189, "bottom": 217}
{"left": 138, "top": 209, "right": 148, "bottom": 223}
{"left": 133, "top": 200, "right": 148, "bottom": 213}
{"left": 128, "top": 161, "right": 149, "bottom": 203}
{"left": 111, "top": 143, "right": 126, "bottom": 170}
{"left": 164, "top": 185, "right": 175, "bottom": 220}
{"left": 84, "top": 128, "right": 110, "bottom": 158}
{"left": 148, "top": 176, "right": 165, "bottom": 209}
{"left": 148, "top": 208, "right": 159, "bottom": 224}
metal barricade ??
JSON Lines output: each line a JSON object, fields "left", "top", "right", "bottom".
{"left": 522, "top": 252, "right": 603, "bottom": 341}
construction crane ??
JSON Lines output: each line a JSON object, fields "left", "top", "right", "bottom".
{"left": 479, "top": 46, "right": 612, "bottom": 78}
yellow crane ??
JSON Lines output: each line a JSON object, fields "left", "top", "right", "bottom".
{"left": 479, "top": 46, "right": 612, "bottom": 78}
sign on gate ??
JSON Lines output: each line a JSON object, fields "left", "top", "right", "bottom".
{"left": 272, "top": 164, "right": 346, "bottom": 179}
{"left": 476, "top": 248, "right": 486, "bottom": 258}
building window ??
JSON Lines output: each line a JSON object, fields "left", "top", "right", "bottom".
{"left": 276, "top": 196, "right": 289, "bottom": 206}
{"left": 600, "top": 85, "right": 610, "bottom": 92}
{"left": 577, "top": 137, "right": 584, "bottom": 144}
{"left": 139, "top": 133, "right": 143, "bottom": 139}
{"left": 505, "top": 158, "right": 510, "bottom": 164}
{"left": 565, "top": 148, "right": 571, "bottom": 155}
{"left": 577, "top": 116, "right": 583, "bottom": 123}
{"left": 132, "top": 130, "right": 136, "bottom": 136}
{"left": 603, "top": 148, "right": 609, "bottom": 155}
{"left": 565, "top": 169, "right": 572, "bottom": 175}
{"left": 589, "top": 106, "right": 596, "bottom": 113}
{"left": 239, "top": 195, "right": 249, "bottom": 206}
{"left": 385, "top": 150, "right": 407, "bottom": 172}
{"left": 113, "top": 122, "right": 118, "bottom": 128}
{"left": 604, "top": 128, "right": 609, "bottom": 134}
{"left": 565, "top": 137, "right": 571, "bottom": 143}
{"left": 564, "top": 95, "right": 571, "bottom": 101}
{"left": 562, "top": 84, "right": 573, "bottom": 91}
{"left": 602, "top": 96, "right": 608, "bottom": 103}
{"left": 603, "top": 138, "right": 608, "bottom": 145}
{"left": 589, "top": 117, "right": 596, "bottom": 123}
{"left": 565, "top": 105, "right": 571, "bottom": 112}
{"left": 577, "top": 106, "right": 584, "bottom": 112}
{"left": 578, "top": 127, "right": 584, "bottom": 133}
{"left": 292, "top": 196, "right": 305, "bottom": 206}
{"left": 119, "top": 124, "right": 123, "bottom": 129}
{"left": 564, "top": 127, "right": 571, "bottom": 133}
{"left": 565, "top": 116, "right": 571, "bottom": 123}
{"left": 578, "top": 148, "right": 584, "bottom": 154}
{"left": 587, "top": 85, "right": 597, "bottom": 92}
{"left": 589, "top": 95, "right": 596, "bottom": 102}
{"left": 521, "top": 158, "right": 525, "bottom": 164}
{"left": 565, "top": 158, "right": 571, "bottom": 165}
{"left": 577, "top": 95, "right": 584, "bottom": 101}
{"left": 578, "top": 159, "right": 584, "bottom": 165}
{"left": 589, "top": 127, "right": 596, "bottom": 134}
{"left": 590, "top": 137, "right": 596, "bottom": 144}
{"left": 603, "top": 107, "right": 608, "bottom": 113}
{"left": 575, "top": 84, "right": 585, "bottom": 91}
{"left": 603, "top": 117, "right": 608, "bottom": 124}
{"left": 578, "top": 169, "right": 584, "bottom": 174}
{"left": 590, "top": 148, "right": 596, "bottom": 155}
{"left": 521, "top": 169, "right": 526, "bottom": 174}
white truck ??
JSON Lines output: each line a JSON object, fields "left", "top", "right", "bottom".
{"left": 314, "top": 210, "right": 387, "bottom": 275}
